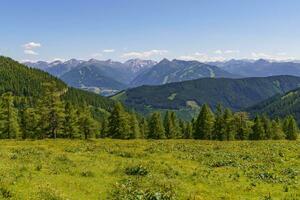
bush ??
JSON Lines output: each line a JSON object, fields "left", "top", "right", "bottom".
{"left": 125, "top": 165, "right": 149, "bottom": 176}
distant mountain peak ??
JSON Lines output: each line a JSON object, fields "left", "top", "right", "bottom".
{"left": 255, "top": 59, "right": 269, "bottom": 64}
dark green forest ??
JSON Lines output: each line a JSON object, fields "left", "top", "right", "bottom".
{"left": 114, "top": 75, "right": 300, "bottom": 114}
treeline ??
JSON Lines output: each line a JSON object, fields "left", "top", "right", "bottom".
{"left": 103, "top": 103, "right": 299, "bottom": 140}
{"left": 0, "top": 88, "right": 298, "bottom": 140}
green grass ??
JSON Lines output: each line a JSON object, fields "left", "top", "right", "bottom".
{"left": 0, "top": 139, "right": 299, "bottom": 199}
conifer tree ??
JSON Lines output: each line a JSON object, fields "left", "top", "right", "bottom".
{"left": 250, "top": 116, "right": 265, "bottom": 140}
{"left": 234, "top": 112, "right": 251, "bottom": 140}
{"left": 107, "top": 102, "right": 130, "bottom": 139}
{"left": 0, "top": 92, "right": 20, "bottom": 139}
{"left": 148, "top": 112, "right": 165, "bottom": 139}
{"left": 129, "top": 114, "right": 140, "bottom": 139}
{"left": 78, "top": 104, "right": 99, "bottom": 139}
{"left": 194, "top": 104, "right": 214, "bottom": 140}
{"left": 213, "top": 104, "right": 225, "bottom": 140}
{"left": 37, "top": 82, "right": 65, "bottom": 139}
{"left": 271, "top": 120, "right": 285, "bottom": 140}
{"left": 184, "top": 122, "right": 193, "bottom": 139}
{"left": 285, "top": 116, "right": 299, "bottom": 140}
{"left": 139, "top": 118, "right": 149, "bottom": 139}
{"left": 164, "top": 111, "right": 180, "bottom": 139}
{"left": 63, "top": 102, "right": 80, "bottom": 138}
{"left": 20, "top": 107, "right": 40, "bottom": 139}
{"left": 223, "top": 108, "right": 236, "bottom": 140}
{"left": 100, "top": 118, "right": 109, "bottom": 138}
{"left": 261, "top": 115, "right": 272, "bottom": 139}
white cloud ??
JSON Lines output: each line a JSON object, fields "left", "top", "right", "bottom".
{"left": 102, "top": 49, "right": 115, "bottom": 53}
{"left": 251, "top": 52, "right": 295, "bottom": 61}
{"left": 24, "top": 49, "right": 38, "bottom": 55}
{"left": 23, "top": 42, "right": 41, "bottom": 50}
{"left": 121, "top": 49, "right": 168, "bottom": 59}
{"left": 179, "top": 52, "right": 226, "bottom": 62}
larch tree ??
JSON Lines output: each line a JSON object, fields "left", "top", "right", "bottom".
{"left": 148, "top": 112, "right": 165, "bottom": 139}
{"left": 194, "top": 104, "right": 215, "bottom": 140}
{"left": 107, "top": 102, "right": 130, "bottom": 139}
{"left": 63, "top": 102, "right": 80, "bottom": 138}
{"left": 0, "top": 92, "right": 20, "bottom": 139}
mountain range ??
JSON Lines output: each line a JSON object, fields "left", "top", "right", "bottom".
{"left": 25, "top": 58, "right": 300, "bottom": 98}
{"left": 209, "top": 59, "right": 300, "bottom": 77}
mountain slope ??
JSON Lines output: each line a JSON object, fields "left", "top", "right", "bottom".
{"left": 246, "top": 87, "right": 300, "bottom": 124}
{"left": 0, "top": 56, "right": 115, "bottom": 113}
{"left": 131, "top": 59, "right": 239, "bottom": 87}
{"left": 113, "top": 75, "right": 300, "bottom": 118}
{"left": 211, "top": 59, "right": 300, "bottom": 77}
{"left": 60, "top": 64, "right": 127, "bottom": 95}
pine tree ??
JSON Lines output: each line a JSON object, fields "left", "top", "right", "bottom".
{"left": 234, "top": 112, "right": 251, "bottom": 140}
{"left": 148, "top": 112, "right": 165, "bottom": 139}
{"left": 213, "top": 104, "right": 225, "bottom": 140}
{"left": 78, "top": 105, "right": 99, "bottom": 139}
{"left": 20, "top": 107, "right": 40, "bottom": 139}
{"left": 184, "top": 122, "right": 193, "bottom": 139}
{"left": 164, "top": 111, "right": 180, "bottom": 139}
{"left": 139, "top": 118, "right": 149, "bottom": 139}
{"left": 63, "top": 102, "right": 80, "bottom": 138}
{"left": 107, "top": 102, "right": 130, "bottom": 139}
{"left": 261, "top": 115, "right": 272, "bottom": 139}
{"left": 285, "top": 116, "right": 299, "bottom": 140}
{"left": 194, "top": 104, "right": 214, "bottom": 140}
{"left": 129, "top": 114, "right": 140, "bottom": 139}
{"left": 37, "top": 82, "right": 65, "bottom": 139}
{"left": 0, "top": 92, "right": 20, "bottom": 139}
{"left": 100, "top": 118, "right": 109, "bottom": 138}
{"left": 271, "top": 120, "right": 285, "bottom": 140}
{"left": 223, "top": 108, "right": 236, "bottom": 140}
{"left": 250, "top": 116, "right": 265, "bottom": 140}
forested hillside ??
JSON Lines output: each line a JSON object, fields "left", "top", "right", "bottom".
{"left": 0, "top": 56, "right": 114, "bottom": 111}
{"left": 247, "top": 87, "right": 300, "bottom": 124}
{"left": 113, "top": 75, "right": 300, "bottom": 118}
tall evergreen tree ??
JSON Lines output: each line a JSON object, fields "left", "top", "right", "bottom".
{"left": 20, "top": 107, "right": 40, "bottom": 139}
{"left": 234, "top": 112, "right": 252, "bottom": 140}
{"left": 261, "top": 115, "right": 272, "bottom": 139}
{"left": 194, "top": 104, "right": 214, "bottom": 140}
{"left": 213, "top": 104, "right": 225, "bottom": 140}
{"left": 37, "top": 82, "right": 65, "bottom": 139}
{"left": 271, "top": 120, "right": 285, "bottom": 140}
{"left": 184, "top": 122, "right": 193, "bottom": 139}
{"left": 285, "top": 116, "right": 299, "bottom": 140}
{"left": 107, "top": 102, "right": 130, "bottom": 139}
{"left": 78, "top": 104, "right": 99, "bottom": 139}
{"left": 63, "top": 102, "right": 80, "bottom": 138}
{"left": 250, "top": 116, "right": 265, "bottom": 140}
{"left": 100, "top": 118, "right": 109, "bottom": 138}
{"left": 164, "top": 111, "right": 180, "bottom": 139}
{"left": 0, "top": 92, "right": 20, "bottom": 139}
{"left": 223, "top": 108, "right": 236, "bottom": 140}
{"left": 139, "top": 118, "right": 149, "bottom": 139}
{"left": 129, "top": 114, "right": 141, "bottom": 139}
{"left": 148, "top": 112, "right": 165, "bottom": 139}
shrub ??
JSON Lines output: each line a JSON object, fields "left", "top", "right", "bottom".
{"left": 125, "top": 165, "right": 148, "bottom": 176}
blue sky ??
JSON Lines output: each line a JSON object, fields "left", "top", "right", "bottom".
{"left": 1, "top": 0, "right": 300, "bottom": 62}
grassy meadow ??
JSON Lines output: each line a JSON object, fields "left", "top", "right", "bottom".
{"left": 0, "top": 139, "right": 299, "bottom": 200}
